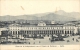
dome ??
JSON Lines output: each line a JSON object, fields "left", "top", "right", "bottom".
{"left": 38, "top": 21, "right": 46, "bottom": 26}
{"left": 51, "top": 20, "right": 55, "bottom": 24}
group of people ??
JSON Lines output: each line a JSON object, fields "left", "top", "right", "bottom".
{"left": 28, "top": 41, "right": 41, "bottom": 44}
{"left": 67, "top": 38, "right": 79, "bottom": 42}
{"left": 27, "top": 37, "right": 80, "bottom": 44}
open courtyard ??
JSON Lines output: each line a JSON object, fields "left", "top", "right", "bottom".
{"left": 26, "top": 35, "right": 80, "bottom": 45}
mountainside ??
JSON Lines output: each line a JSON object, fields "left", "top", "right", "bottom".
{"left": 55, "top": 10, "right": 80, "bottom": 20}
{"left": 0, "top": 10, "right": 80, "bottom": 21}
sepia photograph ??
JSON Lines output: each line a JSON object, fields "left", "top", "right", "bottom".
{"left": 0, "top": 0, "right": 80, "bottom": 45}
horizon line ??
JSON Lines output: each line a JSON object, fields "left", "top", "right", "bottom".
{"left": 0, "top": 10, "right": 80, "bottom": 16}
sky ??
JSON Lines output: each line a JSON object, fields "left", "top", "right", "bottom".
{"left": 0, "top": 0, "right": 80, "bottom": 16}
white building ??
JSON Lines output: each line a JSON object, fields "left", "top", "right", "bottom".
{"left": 0, "top": 21, "right": 80, "bottom": 39}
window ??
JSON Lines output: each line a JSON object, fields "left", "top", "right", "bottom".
{"left": 43, "top": 28, "right": 44, "bottom": 29}
{"left": 70, "top": 31, "right": 71, "bottom": 34}
{"left": 13, "top": 31, "right": 14, "bottom": 35}
{"left": 67, "top": 31, "right": 69, "bottom": 34}
{"left": 25, "top": 31, "right": 26, "bottom": 33}
{"left": 65, "top": 31, "right": 67, "bottom": 34}
{"left": 62, "top": 30, "right": 64, "bottom": 34}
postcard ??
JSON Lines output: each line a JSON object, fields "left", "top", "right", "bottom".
{"left": 0, "top": 0, "right": 80, "bottom": 50}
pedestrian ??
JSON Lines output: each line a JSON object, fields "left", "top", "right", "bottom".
{"left": 72, "top": 38, "right": 74, "bottom": 41}
{"left": 76, "top": 39, "right": 79, "bottom": 42}
{"left": 29, "top": 42, "right": 30, "bottom": 44}
{"left": 39, "top": 41, "right": 40, "bottom": 43}
{"left": 33, "top": 42, "right": 35, "bottom": 44}
{"left": 67, "top": 40, "right": 70, "bottom": 42}
{"left": 49, "top": 38, "right": 50, "bottom": 40}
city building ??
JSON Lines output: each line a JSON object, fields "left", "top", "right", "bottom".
{"left": 0, "top": 21, "right": 80, "bottom": 40}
